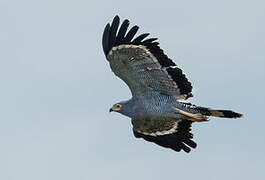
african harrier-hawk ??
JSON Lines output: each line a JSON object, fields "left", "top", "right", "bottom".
{"left": 102, "top": 15, "right": 243, "bottom": 153}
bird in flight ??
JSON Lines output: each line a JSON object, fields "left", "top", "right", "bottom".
{"left": 102, "top": 15, "right": 243, "bottom": 153}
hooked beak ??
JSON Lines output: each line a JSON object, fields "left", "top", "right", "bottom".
{"left": 109, "top": 108, "right": 114, "bottom": 112}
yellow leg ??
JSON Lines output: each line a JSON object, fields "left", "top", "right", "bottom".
{"left": 177, "top": 108, "right": 207, "bottom": 122}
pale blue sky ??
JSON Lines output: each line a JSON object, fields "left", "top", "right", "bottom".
{"left": 1, "top": 0, "right": 265, "bottom": 179}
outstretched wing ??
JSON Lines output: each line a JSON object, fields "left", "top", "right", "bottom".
{"left": 102, "top": 15, "right": 193, "bottom": 99}
{"left": 132, "top": 118, "right": 197, "bottom": 153}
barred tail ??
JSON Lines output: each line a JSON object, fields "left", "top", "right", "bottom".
{"left": 179, "top": 102, "right": 243, "bottom": 119}
{"left": 180, "top": 103, "right": 243, "bottom": 119}
{"left": 207, "top": 109, "right": 243, "bottom": 118}
{"left": 196, "top": 107, "right": 243, "bottom": 118}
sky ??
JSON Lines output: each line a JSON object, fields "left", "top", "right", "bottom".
{"left": 0, "top": 0, "right": 265, "bottom": 179}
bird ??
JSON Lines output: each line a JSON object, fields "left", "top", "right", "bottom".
{"left": 102, "top": 15, "right": 243, "bottom": 153}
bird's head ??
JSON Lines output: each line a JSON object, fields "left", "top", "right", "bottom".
{"left": 109, "top": 100, "right": 134, "bottom": 117}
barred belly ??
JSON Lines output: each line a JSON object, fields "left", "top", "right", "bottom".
{"left": 138, "top": 93, "right": 181, "bottom": 119}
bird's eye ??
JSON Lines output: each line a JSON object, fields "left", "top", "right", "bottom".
{"left": 114, "top": 104, "right": 122, "bottom": 109}
{"left": 112, "top": 104, "right": 122, "bottom": 111}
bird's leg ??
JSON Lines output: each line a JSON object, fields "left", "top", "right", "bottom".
{"left": 175, "top": 108, "right": 207, "bottom": 122}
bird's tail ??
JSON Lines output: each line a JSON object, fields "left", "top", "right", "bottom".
{"left": 181, "top": 102, "right": 243, "bottom": 119}
{"left": 204, "top": 109, "right": 243, "bottom": 118}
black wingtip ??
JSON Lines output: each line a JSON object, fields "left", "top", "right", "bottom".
{"left": 132, "top": 33, "right": 150, "bottom": 44}
{"left": 133, "top": 120, "right": 196, "bottom": 153}
{"left": 183, "top": 138, "right": 197, "bottom": 148}
{"left": 102, "top": 16, "right": 166, "bottom": 61}
{"left": 166, "top": 67, "right": 193, "bottom": 96}
{"left": 102, "top": 23, "right": 111, "bottom": 56}
{"left": 109, "top": 16, "right": 120, "bottom": 50}
{"left": 124, "top": 25, "right": 139, "bottom": 43}
{"left": 116, "top": 19, "right": 130, "bottom": 44}
{"left": 114, "top": 15, "right": 119, "bottom": 20}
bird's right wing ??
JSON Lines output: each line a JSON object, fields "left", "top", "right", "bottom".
{"left": 132, "top": 118, "right": 197, "bottom": 153}
{"left": 103, "top": 16, "right": 193, "bottom": 99}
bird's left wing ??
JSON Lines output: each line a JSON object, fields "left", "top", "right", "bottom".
{"left": 102, "top": 16, "right": 192, "bottom": 99}
{"left": 132, "top": 118, "right": 197, "bottom": 153}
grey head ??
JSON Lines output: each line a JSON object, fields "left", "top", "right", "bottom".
{"left": 109, "top": 99, "right": 135, "bottom": 118}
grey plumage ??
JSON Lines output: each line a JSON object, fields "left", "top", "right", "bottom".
{"left": 103, "top": 15, "right": 243, "bottom": 153}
